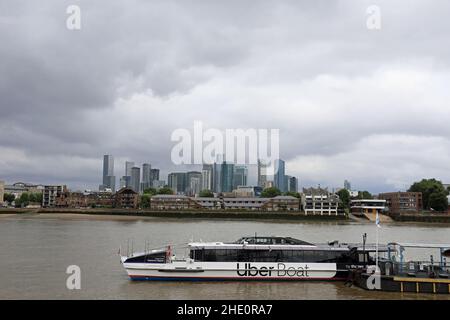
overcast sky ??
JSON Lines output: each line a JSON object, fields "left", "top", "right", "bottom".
{"left": 1, "top": 0, "right": 450, "bottom": 193}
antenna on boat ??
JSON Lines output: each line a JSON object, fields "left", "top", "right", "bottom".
{"left": 144, "top": 239, "right": 148, "bottom": 259}
{"left": 375, "top": 211, "right": 381, "bottom": 274}
{"left": 362, "top": 233, "right": 367, "bottom": 264}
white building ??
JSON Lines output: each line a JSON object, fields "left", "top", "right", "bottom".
{"left": 302, "top": 187, "right": 340, "bottom": 216}
{"left": 201, "top": 168, "right": 212, "bottom": 191}
{"left": 189, "top": 176, "right": 202, "bottom": 196}
{"left": 42, "top": 185, "right": 67, "bottom": 208}
{"left": 350, "top": 199, "right": 387, "bottom": 217}
{"left": 349, "top": 190, "right": 359, "bottom": 198}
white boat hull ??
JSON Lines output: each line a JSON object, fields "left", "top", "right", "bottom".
{"left": 122, "top": 259, "right": 340, "bottom": 281}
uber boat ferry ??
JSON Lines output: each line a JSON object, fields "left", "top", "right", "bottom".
{"left": 120, "top": 236, "right": 387, "bottom": 281}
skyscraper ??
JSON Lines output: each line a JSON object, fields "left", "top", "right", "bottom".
{"left": 201, "top": 164, "right": 213, "bottom": 191}
{"left": 220, "top": 162, "right": 234, "bottom": 193}
{"left": 142, "top": 163, "right": 151, "bottom": 183}
{"left": 233, "top": 165, "right": 248, "bottom": 190}
{"left": 119, "top": 176, "right": 129, "bottom": 189}
{"left": 288, "top": 176, "right": 298, "bottom": 193}
{"left": 274, "top": 159, "right": 286, "bottom": 192}
{"left": 257, "top": 159, "right": 268, "bottom": 188}
{"left": 150, "top": 169, "right": 160, "bottom": 184}
{"left": 100, "top": 155, "right": 115, "bottom": 192}
{"left": 130, "top": 167, "right": 141, "bottom": 193}
{"left": 168, "top": 172, "right": 187, "bottom": 194}
{"left": 152, "top": 180, "right": 166, "bottom": 189}
{"left": 125, "top": 161, "right": 134, "bottom": 176}
{"left": 211, "top": 154, "right": 225, "bottom": 193}
{"left": 141, "top": 163, "right": 152, "bottom": 191}
{"left": 344, "top": 180, "right": 351, "bottom": 190}
{"left": 187, "top": 171, "right": 202, "bottom": 196}
{"left": 120, "top": 161, "right": 135, "bottom": 189}
{"left": 213, "top": 162, "right": 221, "bottom": 193}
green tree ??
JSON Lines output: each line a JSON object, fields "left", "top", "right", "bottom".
{"left": 143, "top": 187, "right": 157, "bottom": 196}
{"left": 4, "top": 193, "right": 15, "bottom": 205}
{"left": 28, "top": 192, "right": 42, "bottom": 203}
{"left": 357, "top": 191, "right": 373, "bottom": 199}
{"left": 261, "top": 187, "right": 281, "bottom": 198}
{"left": 283, "top": 191, "right": 300, "bottom": 198}
{"left": 428, "top": 191, "right": 448, "bottom": 211}
{"left": 157, "top": 187, "right": 174, "bottom": 195}
{"left": 35, "top": 193, "right": 43, "bottom": 204}
{"left": 140, "top": 194, "right": 151, "bottom": 209}
{"left": 28, "top": 193, "right": 36, "bottom": 203}
{"left": 15, "top": 192, "right": 30, "bottom": 208}
{"left": 337, "top": 189, "right": 350, "bottom": 209}
{"left": 199, "top": 189, "right": 214, "bottom": 197}
{"left": 409, "top": 178, "right": 448, "bottom": 211}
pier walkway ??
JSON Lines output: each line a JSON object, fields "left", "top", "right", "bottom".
{"left": 362, "top": 212, "right": 393, "bottom": 223}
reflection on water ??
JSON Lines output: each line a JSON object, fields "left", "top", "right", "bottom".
{"left": 0, "top": 214, "right": 449, "bottom": 300}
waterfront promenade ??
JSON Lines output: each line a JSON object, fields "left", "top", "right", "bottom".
{"left": 1, "top": 207, "right": 449, "bottom": 223}
{"left": 0, "top": 207, "right": 347, "bottom": 221}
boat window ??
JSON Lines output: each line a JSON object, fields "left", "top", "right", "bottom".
{"left": 316, "top": 251, "right": 327, "bottom": 262}
{"left": 203, "top": 249, "right": 217, "bottom": 262}
{"left": 303, "top": 250, "right": 315, "bottom": 261}
{"left": 190, "top": 249, "right": 204, "bottom": 261}
{"left": 292, "top": 250, "right": 305, "bottom": 262}
{"left": 358, "top": 253, "right": 369, "bottom": 263}
{"left": 197, "top": 249, "right": 240, "bottom": 262}
{"left": 191, "top": 248, "right": 351, "bottom": 263}
{"left": 327, "top": 251, "right": 344, "bottom": 261}
{"left": 125, "top": 251, "right": 166, "bottom": 263}
{"left": 216, "top": 249, "right": 238, "bottom": 262}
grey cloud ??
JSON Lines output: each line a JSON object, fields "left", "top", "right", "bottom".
{"left": 1, "top": 0, "right": 450, "bottom": 191}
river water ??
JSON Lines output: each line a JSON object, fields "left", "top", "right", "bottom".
{"left": 0, "top": 214, "right": 449, "bottom": 300}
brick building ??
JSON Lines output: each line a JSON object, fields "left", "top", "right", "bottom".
{"left": 150, "top": 195, "right": 203, "bottom": 210}
{"left": 378, "top": 192, "right": 423, "bottom": 213}
{"left": 114, "top": 187, "right": 139, "bottom": 209}
{"left": 55, "top": 190, "right": 114, "bottom": 208}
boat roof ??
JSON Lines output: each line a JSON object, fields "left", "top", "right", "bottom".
{"left": 187, "top": 242, "right": 389, "bottom": 251}
{"left": 233, "top": 236, "right": 314, "bottom": 245}
{"left": 388, "top": 242, "right": 450, "bottom": 249}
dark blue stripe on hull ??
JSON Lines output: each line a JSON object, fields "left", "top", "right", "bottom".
{"left": 130, "top": 276, "right": 346, "bottom": 282}
{"left": 131, "top": 277, "right": 225, "bottom": 281}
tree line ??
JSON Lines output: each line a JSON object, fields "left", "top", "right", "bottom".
{"left": 3, "top": 192, "right": 43, "bottom": 208}
{"left": 337, "top": 178, "right": 449, "bottom": 212}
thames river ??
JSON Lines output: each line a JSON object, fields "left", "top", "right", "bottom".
{"left": 0, "top": 213, "right": 449, "bottom": 300}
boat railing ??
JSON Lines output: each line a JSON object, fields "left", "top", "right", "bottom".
{"left": 378, "top": 260, "right": 450, "bottom": 277}
{"left": 121, "top": 239, "right": 190, "bottom": 260}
